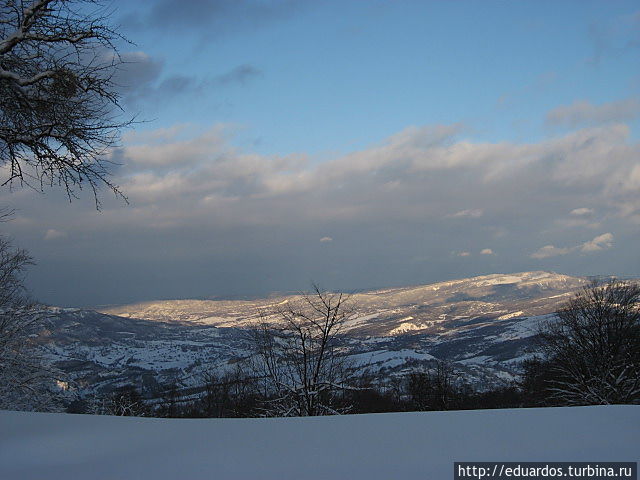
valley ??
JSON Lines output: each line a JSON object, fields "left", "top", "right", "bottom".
{"left": 38, "top": 271, "right": 591, "bottom": 399}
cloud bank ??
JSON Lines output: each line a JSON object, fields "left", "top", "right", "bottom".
{"left": 2, "top": 119, "right": 638, "bottom": 306}
{"left": 102, "top": 122, "right": 639, "bottom": 233}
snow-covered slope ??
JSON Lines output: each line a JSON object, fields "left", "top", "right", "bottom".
{"left": 36, "top": 271, "right": 594, "bottom": 395}
{"left": 98, "top": 271, "right": 587, "bottom": 336}
{"left": 40, "top": 308, "right": 548, "bottom": 394}
{"left": 1, "top": 406, "right": 637, "bottom": 480}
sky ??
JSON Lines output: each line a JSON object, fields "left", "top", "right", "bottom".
{"left": 2, "top": 0, "right": 640, "bottom": 307}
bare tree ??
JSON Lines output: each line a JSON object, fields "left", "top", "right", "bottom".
{"left": 198, "top": 367, "right": 258, "bottom": 418}
{"left": 406, "top": 360, "right": 459, "bottom": 411}
{"left": 251, "top": 285, "right": 358, "bottom": 416}
{"left": 0, "top": 234, "right": 62, "bottom": 411}
{"left": 537, "top": 279, "right": 640, "bottom": 405}
{"left": 91, "top": 384, "right": 149, "bottom": 416}
{"left": 1, "top": 0, "right": 132, "bottom": 205}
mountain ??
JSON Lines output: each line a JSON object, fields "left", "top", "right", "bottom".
{"left": 98, "top": 271, "right": 586, "bottom": 336}
{"left": 39, "top": 271, "right": 590, "bottom": 397}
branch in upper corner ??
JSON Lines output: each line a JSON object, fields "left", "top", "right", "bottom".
{"left": 0, "top": 0, "right": 136, "bottom": 208}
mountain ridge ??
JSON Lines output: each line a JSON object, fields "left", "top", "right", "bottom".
{"left": 37, "top": 270, "right": 614, "bottom": 397}
{"left": 95, "top": 270, "right": 588, "bottom": 336}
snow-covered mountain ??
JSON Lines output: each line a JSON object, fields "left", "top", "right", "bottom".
{"left": 39, "top": 271, "right": 590, "bottom": 396}
{"left": 98, "top": 271, "right": 586, "bottom": 336}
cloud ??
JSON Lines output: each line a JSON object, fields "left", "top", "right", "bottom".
{"left": 531, "top": 245, "right": 571, "bottom": 259}
{"left": 44, "top": 229, "right": 67, "bottom": 241}
{"left": 449, "top": 209, "right": 483, "bottom": 219}
{"left": 2, "top": 120, "right": 637, "bottom": 306}
{"left": 530, "top": 245, "right": 571, "bottom": 259}
{"left": 110, "top": 48, "right": 263, "bottom": 111}
{"left": 152, "top": 64, "right": 262, "bottom": 97}
{"left": 122, "top": 73, "right": 208, "bottom": 109}
{"left": 114, "top": 51, "right": 164, "bottom": 89}
{"left": 111, "top": 51, "right": 206, "bottom": 108}
{"left": 457, "top": 251, "right": 471, "bottom": 257}
{"left": 480, "top": 249, "right": 494, "bottom": 255}
{"left": 213, "top": 64, "right": 262, "bottom": 86}
{"left": 570, "top": 208, "right": 594, "bottom": 216}
{"left": 319, "top": 237, "right": 333, "bottom": 243}
{"left": 111, "top": 51, "right": 165, "bottom": 106}
{"left": 122, "top": 0, "right": 305, "bottom": 40}
{"left": 531, "top": 233, "right": 614, "bottom": 259}
{"left": 95, "top": 122, "right": 639, "bottom": 234}
{"left": 546, "top": 98, "right": 640, "bottom": 127}
{"left": 559, "top": 207, "right": 600, "bottom": 228}
{"left": 119, "top": 125, "right": 229, "bottom": 168}
{"left": 580, "top": 232, "right": 614, "bottom": 252}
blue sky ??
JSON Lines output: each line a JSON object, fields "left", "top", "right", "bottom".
{"left": 2, "top": 0, "right": 639, "bottom": 306}
{"left": 114, "top": 0, "right": 640, "bottom": 152}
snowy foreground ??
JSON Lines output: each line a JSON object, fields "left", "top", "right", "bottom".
{"left": 1, "top": 406, "right": 638, "bottom": 480}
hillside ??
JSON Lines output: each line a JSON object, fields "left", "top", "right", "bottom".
{"left": 98, "top": 271, "right": 587, "bottom": 336}
{"left": 37, "top": 271, "right": 591, "bottom": 397}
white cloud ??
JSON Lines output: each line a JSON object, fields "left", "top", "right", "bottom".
{"left": 531, "top": 233, "right": 614, "bottom": 259}
{"left": 319, "top": 237, "right": 333, "bottom": 243}
{"left": 95, "top": 122, "right": 639, "bottom": 233}
{"left": 570, "top": 208, "right": 594, "bottom": 216}
{"left": 559, "top": 208, "right": 600, "bottom": 229}
{"left": 449, "top": 209, "right": 484, "bottom": 218}
{"left": 457, "top": 251, "right": 471, "bottom": 257}
{"left": 480, "top": 248, "right": 494, "bottom": 255}
{"left": 121, "top": 125, "right": 228, "bottom": 167}
{"left": 580, "top": 232, "right": 614, "bottom": 252}
{"left": 44, "top": 229, "right": 67, "bottom": 241}
{"left": 530, "top": 245, "right": 571, "bottom": 259}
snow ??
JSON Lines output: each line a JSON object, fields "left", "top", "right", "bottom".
{"left": 497, "top": 311, "right": 524, "bottom": 320}
{"left": 476, "top": 275, "right": 526, "bottom": 285}
{"left": 0, "top": 406, "right": 637, "bottom": 479}
{"left": 496, "top": 315, "right": 551, "bottom": 341}
{"left": 388, "top": 320, "right": 425, "bottom": 335}
{"left": 342, "top": 311, "right": 384, "bottom": 329}
{"left": 350, "top": 349, "right": 436, "bottom": 368}
{"left": 459, "top": 355, "right": 493, "bottom": 365}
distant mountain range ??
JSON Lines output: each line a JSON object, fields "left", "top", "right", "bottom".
{"left": 39, "top": 271, "right": 594, "bottom": 399}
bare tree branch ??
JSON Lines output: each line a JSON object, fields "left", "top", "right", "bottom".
{"left": 0, "top": 0, "right": 133, "bottom": 208}
{"left": 250, "top": 286, "right": 358, "bottom": 416}
{"left": 535, "top": 279, "right": 640, "bottom": 405}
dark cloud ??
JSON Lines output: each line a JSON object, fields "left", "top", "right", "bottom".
{"left": 114, "top": 54, "right": 262, "bottom": 109}
{"left": 121, "top": 0, "right": 305, "bottom": 39}
{"left": 110, "top": 51, "right": 164, "bottom": 105}
{"left": 114, "top": 52, "right": 164, "bottom": 88}
{"left": 213, "top": 64, "right": 263, "bottom": 86}
{"left": 546, "top": 98, "right": 640, "bottom": 128}
{"left": 2, "top": 120, "right": 638, "bottom": 306}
